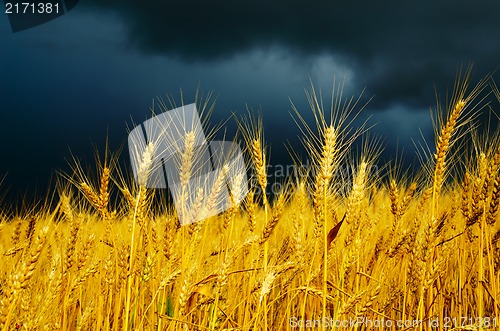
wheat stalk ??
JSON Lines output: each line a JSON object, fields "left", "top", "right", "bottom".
{"left": 124, "top": 141, "right": 155, "bottom": 331}
{"left": 292, "top": 181, "right": 308, "bottom": 263}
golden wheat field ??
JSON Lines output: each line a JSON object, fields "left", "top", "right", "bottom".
{"left": 2, "top": 71, "right": 500, "bottom": 330}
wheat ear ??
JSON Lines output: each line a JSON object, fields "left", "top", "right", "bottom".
{"left": 251, "top": 138, "right": 268, "bottom": 203}
{"left": 11, "top": 219, "right": 22, "bottom": 247}
{"left": 488, "top": 175, "right": 500, "bottom": 225}
{"left": 312, "top": 126, "right": 337, "bottom": 233}
{"left": 98, "top": 167, "right": 111, "bottom": 219}
{"left": 390, "top": 179, "right": 399, "bottom": 220}
{"left": 260, "top": 193, "right": 285, "bottom": 244}
{"left": 245, "top": 189, "right": 257, "bottom": 232}
{"left": 432, "top": 100, "right": 466, "bottom": 207}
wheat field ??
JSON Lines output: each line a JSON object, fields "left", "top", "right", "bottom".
{"left": 2, "top": 70, "right": 500, "bottom": 330}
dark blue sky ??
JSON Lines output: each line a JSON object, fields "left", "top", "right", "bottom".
{"left": 1, "top": 1, "right": 500, "bottom": 201}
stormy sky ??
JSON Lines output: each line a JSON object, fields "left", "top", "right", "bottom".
{"left": 1, "top": 1, "right": 500, "bottom": 202}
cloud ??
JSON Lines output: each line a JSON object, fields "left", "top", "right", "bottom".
{"left": 81, "top": 0, "right": 500, "bottom": 108}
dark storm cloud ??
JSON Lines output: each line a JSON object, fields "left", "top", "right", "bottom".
{"left": 82, "top": 0, "right": 500, "bottom": 108}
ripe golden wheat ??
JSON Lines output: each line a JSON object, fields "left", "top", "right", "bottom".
{"left": 1, "top": 71, "right": 500, "bottom": 330}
